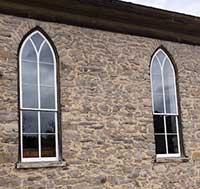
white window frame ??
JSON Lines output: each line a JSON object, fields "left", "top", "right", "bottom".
{"left": 150, "top": 49, "right": 181, "bottom": 158}
{"left": 19, "top": 30, "right": 59, "bottom": 162}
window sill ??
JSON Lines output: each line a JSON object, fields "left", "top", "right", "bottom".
{"left": 16, "top": 160, "right": 67, "bottom": 169}
{"left": 155, "top": 157, "right": 189, "bottom": 163}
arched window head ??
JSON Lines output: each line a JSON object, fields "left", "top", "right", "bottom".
{"left": 150, "top": 48, "right": 181, "bottom": 158}
{"left": 19, "top": 30, "right": 59, "bottom": 162}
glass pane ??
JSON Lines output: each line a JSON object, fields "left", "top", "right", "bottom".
{"left": 153, "top": 115, "right": 164, "bottom": 133}
{"left": 40, "top": 64, "right": 55, "bottom": 86}
{"left": 22, "top": 85, "right": 38, "bottom": 108}
{"left": 152, "top": 75, "right": 163, "bottom": 95}
{"left": 164, "top": 59, "right": 174, "bottom": 74}
{"left": 23, "top": 134, "right": 39, "bottom": 158}
{"left": 167, "top": 135, "right": 179, "bottom": 153}
{"left": 31, "top": 33, "right": 44, "bottom": 51}
{"left": 22, "top": 39, "right": 37, "bottom": 62}
{"left": 151, "top": 59, "right": 161, "bottom": 75}
{"left": 151, "top": 60, "right": 164, "bottom": 113}
{"left": 165, "top": 94, "right": 177, "bottom": 114}
{"left": 41, "top": 134, "right": 56, "bottom": 157}
{"left": 40, "top": 86, "right": 55, "bottom": 109}
{"left": 166, "top": 116, "right": 177, "bottom": 133}
{"left": 22, "top": 61, "right": 37, "bottom": 84}
{"left": 40, "top": 42, "right": 53, "bottom": 63}
{"left": 163, "top": 60, "right": 177, "bottom": 114}
{"left": 22, "top": 111, "right": 38, "bottom": 133}
{"left": 155, "top": 135, "right": 166, "bottom": 154}
{"left": 156, "top": 51, "right": 166, "bottom": 66}
{"left": 40, "top": 112, "right": 55, "bottom": 133}
{"left": 153, "top": 94, "right": 164, "bottom": 113}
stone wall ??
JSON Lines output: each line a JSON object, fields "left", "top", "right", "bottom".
{"left": 0, "top": 13, "right": 200, "bottom": 189}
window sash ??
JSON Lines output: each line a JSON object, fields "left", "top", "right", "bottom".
{"left": 20, "top": 38, "right": 57, "bottom": 111}
{"left": 151, "top": 52, "right": 178, "bottom": 115}
{"left": 19, "top": 31, "right": 59, "bottom": 162}
{"left": 154, "top": 115, "right": 181, "bottom": 157}
{"left": 20, "top": 110, "right": 59, "bottom": 162}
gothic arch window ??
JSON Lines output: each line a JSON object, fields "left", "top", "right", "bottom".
{"left": 150, "top": 48, "right": 181, "bottom": 157}
{"left": 19, "top": 29, "right": 59, "bottom": 162}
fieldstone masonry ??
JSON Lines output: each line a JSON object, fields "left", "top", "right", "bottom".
{"left": 0, "top": 13, "right": 200, "bottom": 188}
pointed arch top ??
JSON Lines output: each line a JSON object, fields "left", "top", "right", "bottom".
{"left": 150, "top": 46, "right": 177, "bottom": 74}
{"left": 150, "top": 47, "right": 178, "bottom": 114}
{"left": 18, "top": 27, "right": 58, "bottom": 62}
{"left": 19, "top": 28, "right": 57, "bottom": 64}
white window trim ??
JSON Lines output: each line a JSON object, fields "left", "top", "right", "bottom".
{"left": 19, "top": 30, "right": 59, "bottom": 162}
{"left": 150, "top": 49, "right": 181, "bottom": 158}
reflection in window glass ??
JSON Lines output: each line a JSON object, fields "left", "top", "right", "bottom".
{"left": 166, "top": 116, "right": 177, "bottom": 133}
{"left": 22, "top": 40, "right": 37, "bottom": 61}
{"left": 40, "top": 87, "right": 55, "bottom": 109}
{"left": 151, "top": 58, "right": 161, "bottom": 74}
{"left": 153, "top": 115, "right": 164, "bottom": 133}
{"left": 40, "top": 64, "right": 55, "bottom": 86}
{"left": 31, "top": 33, "right": 44, "bottom": 51}
{"left": 22, "top": 111, "right": 38, "bottom": 133}
{"left": 40, "top": 112, "right": 55, "bottom": 133}
{"left": 155, "top": 135, "right": 166, "bottom": 154}
{"left": 167, "top": 135, "right": 178, "bottom": 153}
{"left": 156, "top": 51, "right": 165, "bottom": 66}
{"left": 40, "top": 42, "right": 54, "bottom": 63}
{"left": 152, "top": 75, "right": 163, "bottom": 95}
{"left": 163, "top": 60, "right": 177, "bottom": 114}
{"left": 153, "top": 94, "right": 164, "bottom": 113}
{"left": 22, "top": 85, "right": 38, "bottom": 108}
{"left": 41, "top": 134, "right": 56, "bottom": 157}
{"left": 22, "top": 61, "right": 37, "bottom": 84}
{"left": 165, "top": 94, "right": 176, "bottom": 114}
{"left": 23, "top": 134, "right": 39, "bottom": 158}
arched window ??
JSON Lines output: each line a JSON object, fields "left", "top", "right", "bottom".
{"left": 150, "top": 48, "right": 181, "bottom": 157}
{"left": 19, "top": 29, "right": 59, "bottom": 162}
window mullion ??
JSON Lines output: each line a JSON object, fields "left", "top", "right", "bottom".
{"left": 38, "top": 111, "right": 41, "bottom": 158}
{"left": 161, "top": 60, "right": 166, "bottom": 114}
{"left": 163, "top": 116, "right": 168, "bottom": 154}
{"left": 37, "top": 47, "right": 41, "bottom": 116}
{"left": 37, "top": 50, "right": 41, "bottom": 159}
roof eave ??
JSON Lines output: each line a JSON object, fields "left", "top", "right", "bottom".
{"left": 1, "top": 0, "right": 200, "bottom": 45}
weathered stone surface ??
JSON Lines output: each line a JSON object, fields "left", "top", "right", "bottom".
{"left": 0, "top": 12, "right": 199, "bottom": 189}
{"left": 192, "top": 151, "right": 200, "bottom": 160}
